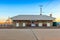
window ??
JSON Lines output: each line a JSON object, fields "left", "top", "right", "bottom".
{"left": 23, "top": 23, "right": 26, "bottom": 27}
{"left": 38, "top": 23, "right": 42, "bottom": 27}
{"left": 16, "top": 23, "right": 19, "bottom": 27}
{"left": 47, "top": 23, "right": 50, "bottom": 27}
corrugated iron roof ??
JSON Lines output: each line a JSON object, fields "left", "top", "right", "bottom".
{"left": 11, "top": 15, "right": 55, "bottom": 20}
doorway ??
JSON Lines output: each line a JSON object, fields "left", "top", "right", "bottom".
{"left": 43, "top": 23, "right": 47, "bottom": 27}
{"left": 31, "top": 20, "right": 36, "bottom": 27}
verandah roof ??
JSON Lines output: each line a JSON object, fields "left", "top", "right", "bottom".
{"left": 11, "top": 15, "right": 55, "bottom": 20}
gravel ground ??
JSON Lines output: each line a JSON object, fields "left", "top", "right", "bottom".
{"left": 0, "top": 29, "right": 60, "bottom": 40}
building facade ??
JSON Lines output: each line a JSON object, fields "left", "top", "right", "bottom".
{"left": 11, "top": 15, "right": 55, "bottom": 28}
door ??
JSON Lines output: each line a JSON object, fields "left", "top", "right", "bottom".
{"left": 38, "top": 23, "right": 42, "bottom": 27}
{"left": 16, "top": 23, "right": 19, "bottom": 27}
{"left": 43, "top": 23, "right": 47, "bottom": 26}
{"left": 47, "top": 23, "right": 50, "bottom": 27}
{"left": 31, "top": 20, "right": 36, "bottom": 27}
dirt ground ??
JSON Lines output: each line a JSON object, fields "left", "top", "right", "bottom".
{"left": 0, "top": 29, "right": 60, "bottom": 40}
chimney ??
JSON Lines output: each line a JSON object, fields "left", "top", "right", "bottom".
{"left": 40, "top": 14, "right": 42, "bottom": 15}
{"left": 50, "top": 14, "right": 52, "bottom": 17}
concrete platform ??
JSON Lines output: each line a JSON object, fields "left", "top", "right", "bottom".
{"left": 0, "top": 29, "right": 60, "bottom": 40}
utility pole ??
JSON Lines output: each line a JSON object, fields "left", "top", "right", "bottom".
{"left": 40, "top": 5, "right": 43, "bottom": 15}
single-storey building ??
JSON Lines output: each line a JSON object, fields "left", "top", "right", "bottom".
{"left": 11, "top": 14, "right": 55, "bottom": 28}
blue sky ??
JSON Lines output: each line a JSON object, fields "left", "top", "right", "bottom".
{"left": 0, "top": 0, "right": 60, "bottom": 19}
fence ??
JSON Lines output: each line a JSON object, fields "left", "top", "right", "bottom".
{"left": 0, "top": 24, "right": 13, "bottom": 28}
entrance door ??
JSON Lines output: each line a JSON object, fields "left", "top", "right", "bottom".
{"left": 43, "top": 23, "right": 47, "bottom": 26}
{"left": 16, "top": 23, "right": 19, "bottom": 27}
{"left": 31, "top": 20, "right": 36, "bottom": 27}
